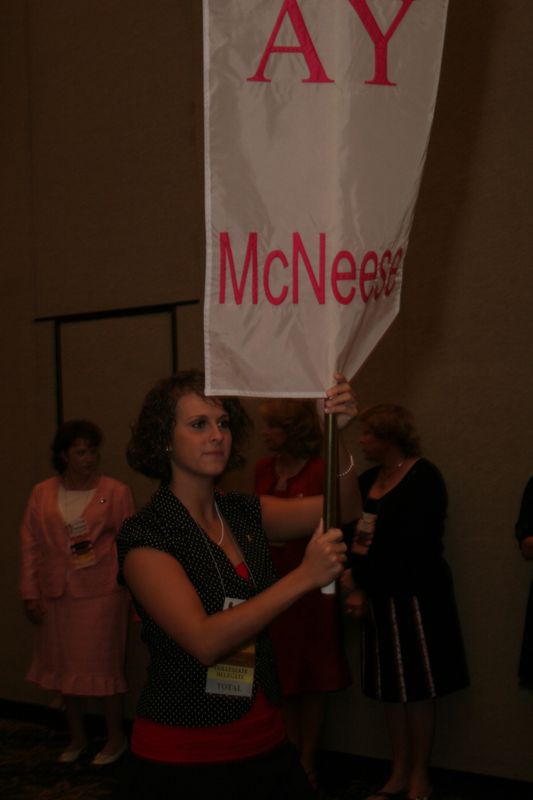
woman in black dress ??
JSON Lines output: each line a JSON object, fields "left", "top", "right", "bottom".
{"left": 343, "top": 405, "right": 469, "bottom": 800}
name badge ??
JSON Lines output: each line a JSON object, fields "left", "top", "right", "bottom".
{"left": 205, "top": 597, "right": 255, "bottom": 697}
{"left": 68, "top": 517, "right": 96, "bottom": 569}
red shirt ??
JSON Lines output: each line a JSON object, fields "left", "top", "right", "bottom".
{"left": 132, "top": 689, "right": 284, "bottom": 764}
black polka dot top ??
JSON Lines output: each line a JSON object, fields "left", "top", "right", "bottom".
{"left": 117, "top": 485, "right": 280, "bottom": 727}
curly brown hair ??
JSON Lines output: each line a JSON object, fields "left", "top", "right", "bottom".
{"left": 257, "top": 398, "right": 323, "bottom": 460}
{"left": 127, "top": 370, "right": 252, "bottom": 482}
{"left": 358, "top": 404, "right": 421, "bottom": 457}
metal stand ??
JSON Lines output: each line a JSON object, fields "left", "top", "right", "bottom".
{"left": 322, "top": 412, "right": 338, "bottom": 594}
{"left": 324, "top": 413, "right": 338, "bottom": 529}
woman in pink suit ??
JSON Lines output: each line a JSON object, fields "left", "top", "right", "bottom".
{"left": 20, "top": 420, "right": 135, "bottom": 765}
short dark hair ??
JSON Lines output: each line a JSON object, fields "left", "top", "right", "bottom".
{"left": 258, "top": 398, "right": 323, "bottom": 459}
{"left": 127, "top": 370, "right": 252, "bottom": 482}
{"left": 51, "top": 420, "right": 103, "bottom": 474}
{"left": 358, "top": 404, "right": 421, "bottom": 457}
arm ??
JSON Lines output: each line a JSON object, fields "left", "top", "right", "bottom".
{"left": 339, "top": 567, "right": 367, "bottom": 618}
{"left": 516, "top": 478, "right": 533, "bottom": 560}
{"left": 260, "top": 374, "right": 361, "bottom": 541}
{"left": 19, "top": 488, "right": 45, "bottom": 624}
{"left": 260, "top": 494, "right": 326, "bottom": 542}
{"left": 123, "top": 522, "right": 346, "bottom": 666}
{"left": 520, "top": 538, "right": 533, "bottom": 560}
{"left": 20, "top": 488, "right": 41, "bottom": 600}
{"left": 260, "top": 464, "right": 360, "bottom": 541}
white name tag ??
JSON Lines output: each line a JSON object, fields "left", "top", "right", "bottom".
{"left": 205, "top": 597, "right": 255, "bottom": 697}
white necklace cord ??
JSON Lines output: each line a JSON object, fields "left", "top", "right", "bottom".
{"left": 212, "top": 498, "right": 257, "bottom": 590}
{"left": 214, "top": 500, "right": 225, "bottom": 546}
{"left": 197, "top": 526, "right": 228, "bottom": 598}
{"left": 193, "top": 500, "right": 257, "bottom": 596}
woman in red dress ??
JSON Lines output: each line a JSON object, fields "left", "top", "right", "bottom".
{"left": 255, "top": 399, "right": 351, "bottom": 787}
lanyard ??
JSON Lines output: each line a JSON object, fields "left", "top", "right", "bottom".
{"left": 195, "top": 500, "right": 257, "bottom": 600}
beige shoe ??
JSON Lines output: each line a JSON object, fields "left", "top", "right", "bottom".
{"left": 91, "top": 738, "right": 128, "bottom": 766}
{"left": 57, "top": 741, "right": 87, "bottom": 763}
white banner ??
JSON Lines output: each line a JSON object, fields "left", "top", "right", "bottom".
{"left": 203, "top": 0, "right": 449, "bottom": 397}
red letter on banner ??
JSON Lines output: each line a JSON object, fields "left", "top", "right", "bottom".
{"left": 248, "top": 0, "right": 333, "bottom": 84}
{"left": 360, "top": 250, "right": 378, "bottom": 302}
{"left": 264, "top": 250, "right": 289, "bottom": 305}
{"left": 374, "top": 250, "right": 391, "bottom": 298}
{"left": 331, "top": 251, "right": 356, "bottom": 304}
{"left": 346, "top": 0, "right": 415, "bottom": 86}
{"left": 292, "top": 233, "right": 326, "bottom": 304}
{"left": 385, "top": 248, "right": 403, "bottom": 295}
{"left": 219, "top": 233, "right": 259, "bottom": 305}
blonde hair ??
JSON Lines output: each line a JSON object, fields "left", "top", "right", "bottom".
{"left": 358, "top": 404, "right": 421, "bottom": 457}
{"left": 258, "top": 398, "right": 322, "bottom": 459}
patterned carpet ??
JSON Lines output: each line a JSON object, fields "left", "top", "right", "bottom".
{"left": 0, "top": 715, "right": 120, "bottom": 800}
{"left": 0, "top": 707, "right": 531, "bottom": 800}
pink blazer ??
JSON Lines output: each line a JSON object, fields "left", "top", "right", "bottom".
{"left": 19, "top": 475, "right": 135, "bottom": 600}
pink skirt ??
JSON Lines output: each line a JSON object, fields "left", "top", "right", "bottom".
{"left": 26, "top": 588, "right": 129, "bottom": 696}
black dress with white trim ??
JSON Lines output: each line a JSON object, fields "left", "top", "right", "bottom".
{"left": 351, "top": 459, "right": 469, "bottom": 702}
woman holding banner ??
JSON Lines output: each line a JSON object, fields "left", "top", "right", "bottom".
{"left": 255, "top": 398, "right": 351, "bottom": 788}
{"left": 343, "top": 405, "right": 468, "bottom": 800}
{"left": 116, "top": 369, "right": 358, "bottom": 800}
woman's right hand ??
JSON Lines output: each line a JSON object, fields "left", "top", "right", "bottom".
{"left": 24, "top": 599, "right": 44, "bottom": 625}
{"left": 344, "top": 588, "right": 367, "bottom": 618}
{"left": 300, "top": 520, "right": 347, "bottom": 589}
{"left": 351, "top": 514, "right": 375, "bottom": 556}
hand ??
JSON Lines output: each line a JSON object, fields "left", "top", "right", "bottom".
{"left": 24, "top": 599, "right": 44, "bottom": 625}
{"left": 339, "top": 567, "right": 356, "bottom": 597}
{"left": 351, "top": 515, "right": 375, "bottom": 555}
{"left": 301, "top": 519, "right": 347, "bottom": 589}
{"left": 343, "top": 588, "right": 367, "bottom": 619}
{"left": 319, "top": 373, "right": 358, "bottom": 429}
